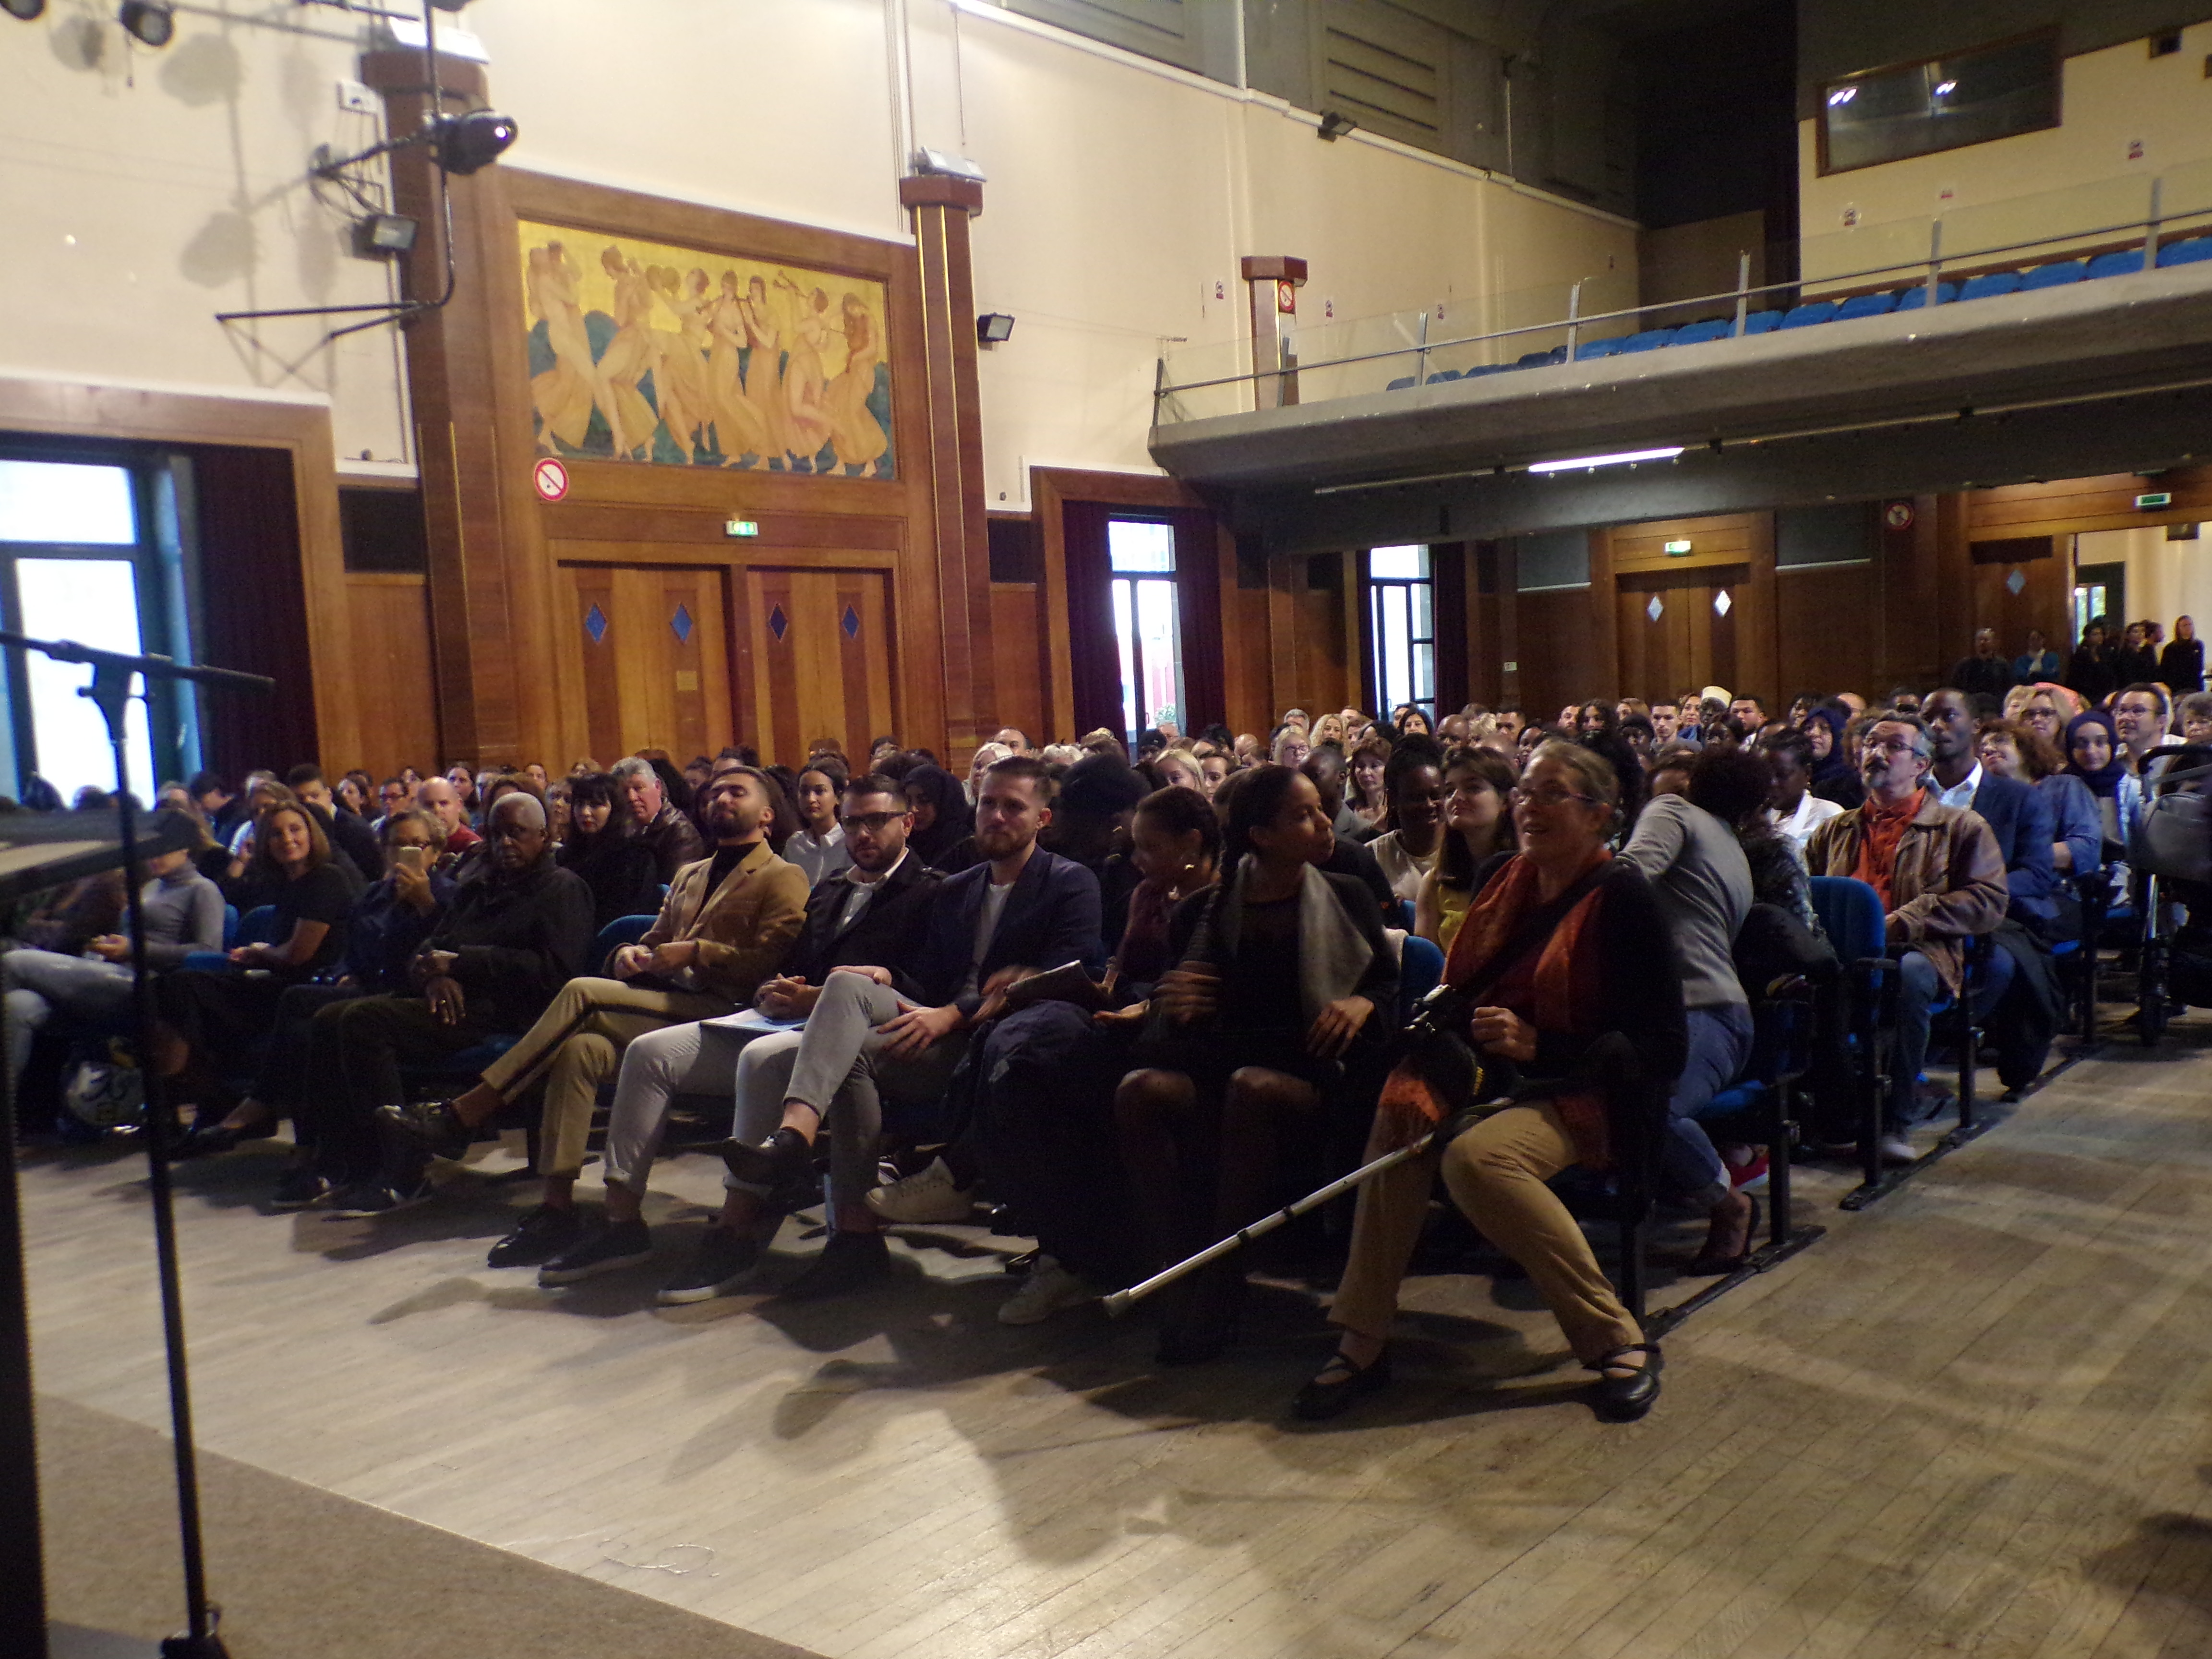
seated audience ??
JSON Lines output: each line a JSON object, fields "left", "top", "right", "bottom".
{"left": 414, "top": 776, "right": 481, "bottom": 866}
{"left": 1150, "top": 747, "right": 1207, "bottom": 797}
{"left": 784, "top": 757, "right": 854, "bottom": 886}
{"left": 716, "top": 756, "right": 1102, "bottom": 1302}
{"left": 1977, "top": 720, "right": 2098, "bottom": 885}
{"left": 1801, "top": 704, "right": 1864, "bottom": 809}
{"left": 1803, "top": 713, "right": 2008, "bottom": 1162}
{"left": 1922, "top": 689, "right": 2056, "bottom": 931}
{"left": 535, "top": 773, "right": 944, "bottom": 1291}
{"left": 151, "top": 797, "right": 361, "bottom": 1118}
{"left": 554, "top": 771, "right": 666, "bottom": 930}
{"left": 614, "top": 755, "right": 705, "bottom": 882}
{"left": 1692, "top": 743, "right": 1811, "bottom": 924}
{"left": 2065, "top": 711, "right": 2131, "bottom": 872}
{"left": 3, "top": 813, "right": 223, "bottom": 1101}
{"left": 1949, "top": 628, "right": 2016, "bottom": 701}
{"left": 1115, "top": 765, "right": 1396, "bottom": 1361}
{"left": 1415, "top": 746, "right": 1517, "bottom": 950}
{"left": 900, "top": 761, "right": 976, "bottom": 873}
{"left": 1363, "top": 737, "right": 1447, "bottom": 906}
{"left": 1303, "top": 741, "right": 1682, "bottom": 1423}
{"left": 287, "top": 763, "right": 383, "bottom": 881}
{"left": 1620, "top": 747, "right": 1757, "bottom": 1272}
{"left": 1345, "top": 734, "right": 1392, "bottom": 836}
{"left": 365, "top": 769, "right": 807, "bottom": 1228}
{"left": 1760, "top": 728, "right": 1843, "bottom": 854}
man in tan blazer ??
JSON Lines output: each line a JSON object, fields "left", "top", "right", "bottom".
{"left": 368, "top": 767, "right": 808, "bottom": 1262}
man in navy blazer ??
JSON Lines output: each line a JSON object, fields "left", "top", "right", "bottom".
{"left": 721, "top": 755, "right": 1102, "bottom": 1298}
{"left": 1923, "top": 690, "right": 2055, "bottom": 927}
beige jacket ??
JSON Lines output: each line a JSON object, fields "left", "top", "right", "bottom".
{"left": 1803, "top": 793, "right": 2007, "bottom": 995}
{"left": 640, "top": 839, "right": 809, "bottom": 1003}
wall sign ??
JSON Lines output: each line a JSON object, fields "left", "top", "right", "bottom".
{"left": 1883, "top": 500, "right": 1915, "bottom": 530}
{"left": 533, "top": 457, "right": 570, "bottom": 501}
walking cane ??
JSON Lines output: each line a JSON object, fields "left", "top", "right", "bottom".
{"left": 1100, "top": 1100, "right": 1508, "bottom": 1319}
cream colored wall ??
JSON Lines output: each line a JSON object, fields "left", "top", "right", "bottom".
{"left": 1, "top": 0, "right": 1633, "bottom": 502}
{"left": 1799, "top": 25, "right": 2212, "bottom": 247}
{"left": 0, "top": 5, "right": 413, "bottom": 469}
{"left": 2077, "top": 526, "right": 2212, "bottom": 640}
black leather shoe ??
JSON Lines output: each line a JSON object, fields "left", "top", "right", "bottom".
{"left": 1292, "top": 1348, "right": 1393, "bottom": 1421}
{"left": 375, "top": 1099, "right": 474, "bottom": 1160}
{"left": 779, "top": 1230, "right": 891, "bottom": 1300}
{"left": 1683, "top": 1194, "right": 1760, "bottom": 1277}
{"left": 175, "top": 1117, "right": 276, "bottom": 1158}
{"left": 720, "top": 1126, "right": 813, "bottom": 1189}
{"left": 487, "top": 1202, "right": 585, "bottom": 1269}
{"left": 1589, "top": 1343, "right": 1663, "bottom": 1421}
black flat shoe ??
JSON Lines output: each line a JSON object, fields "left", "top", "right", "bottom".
{"left": 175, "top": 1117, "right": 276, "bottom": 1158}
{"left": 720, "top": 1126, "right": 814, "bottom": 1189}
{"left": 1589, "top": 1342, "right": 1663, "bottom": 1421}
{"left": 1684, "top": 1194, "right": 1761, "bottom": 1276}
{"left": 1292, "top": 1348, "right": 1393, "bottom": 1421}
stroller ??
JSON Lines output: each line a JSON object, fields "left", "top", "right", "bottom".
{"left": 2121, "top": 745, "right": 2212, "bottom": 1045}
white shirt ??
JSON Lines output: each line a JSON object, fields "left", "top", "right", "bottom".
{"left": 1367, "top": 831, "right": 1440, "bottom": 905}
{"left": 962, "top": 876, "right": 1016, "bottom": 997}
{"left": 833, "top": 847, "right": 907, "bottom": 934}
{"left": 786, "top": 824, "right": 851, "bottom": 888}
{"left": 1768, "top": 792, "right": 1843, "bottom": 854}
{"left": 1931, "top": 761, "right": 1982, "bottom": 812}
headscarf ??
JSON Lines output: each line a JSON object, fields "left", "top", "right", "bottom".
{"left": 2064, "top": 710, "right": 2127, "bottom": 799}
{"left": 900, "top": 763, "right": 974, "bottom": 866}
{"left": 1802, "top": 706, "right": 1854, "bottom": 791}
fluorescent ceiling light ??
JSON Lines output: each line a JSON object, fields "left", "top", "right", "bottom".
{"left": 1933, "top": 79, "right": 1957, "bottom": 96}
{"left": 1827, "top": 85, "right": 1857, "bottom": 107}
{"left": 1527, "top": 445, "right": 1684, "bottom": 473}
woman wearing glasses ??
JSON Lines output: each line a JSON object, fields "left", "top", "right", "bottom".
{"left": 1298, "top": 742, "right": 1684, "bottom": 1423}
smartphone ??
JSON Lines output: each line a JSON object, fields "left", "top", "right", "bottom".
{"left": 396, "top": 845, "right": 426, "bottom": 873}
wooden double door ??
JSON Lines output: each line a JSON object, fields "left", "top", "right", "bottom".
{"left": 1615, "top": 566, "right": 1744, "bottom": 703}
{"left": 554, "top": 553, "right": 895, "bottom": 770}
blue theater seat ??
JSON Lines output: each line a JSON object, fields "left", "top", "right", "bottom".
{"left": 1895, "top": 281, "right": 1958, "bottom": 309}
{"left": 2156, "top": 236, "right": 2212, "bottom": 266}
{"left": 1956, "top": 270, "right": 2021, "bottom": 301}
{"left": 1575, "top": 337, "right": 1625, "bottom": 360}
{"left": 1617, "top": 328, "right": 1676, "bottom": 352}
{"left": 2018, "top": 259, "right": 2085, "bottom": 290}
{"left": 1779, "top": 301, "right": 1840, "bottom": 329}
{"left": 1670, "top": 318, "right": 1732, "bottom": 345}
{"left": 1426, "top": 368, "right": 1461, "bottom": 382}
{"left": 1741, "top": 310, "right": 1785, "bottom": 334}
{"left": 1386, "top": 375, "right": 1417, "bottom": 390}
{"left": 2086, "top": 249, "right": 2146, "bottom": 279}
{"left": 1835, "top": 289, "right": 1900, "bottom": 319}
{"left": 1517, "top": 346, "right": 1567, "bottom": 367}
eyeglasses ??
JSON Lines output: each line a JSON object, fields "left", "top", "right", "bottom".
{"left": 838, "top": 810, "right": 907, "bottom": 832}
{"left": 1865, "top": 736, "right": 1925, "bottom": 755}
{"left": 1509, "top": 785, "right": 1598, "bottom": 809}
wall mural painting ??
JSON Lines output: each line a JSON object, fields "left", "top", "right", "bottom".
{"left": 519, "top": 219, "right": 894, "bottom": 479}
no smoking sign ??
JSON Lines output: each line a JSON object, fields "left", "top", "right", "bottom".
{"left": 533, "top": 457, "right": 570, "bottom": 502}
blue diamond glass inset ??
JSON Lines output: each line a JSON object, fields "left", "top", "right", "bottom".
{"left": 769, "top": 605, "right": 789, "bottom": 641}
{"left": 672, "top": 603, "right": 694, "bottom": 643}
{"left": 842, "top": 604, "right": 860, "bottom": 639}
{"left": 583, "top": 604, "right": 608, "bottom": 644}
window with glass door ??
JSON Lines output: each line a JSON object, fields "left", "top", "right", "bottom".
{"left": 0, "top": 452, "right": 198, "bottom": 803}
{"left": 1108, "top": 518, "right": 1185, "bottom": 740}
{"left": 1367, "top": 544, "right": 1435, "bottom": 728}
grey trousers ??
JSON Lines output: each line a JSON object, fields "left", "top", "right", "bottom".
{"left": 4, "top": 948, "right": 133, "bottom": 1093}
{"left": 600, "top": 1019, "right": 762, "bottom": 1190}
{"left": 765, "top": 973, "right": 967, "bottom": 1212}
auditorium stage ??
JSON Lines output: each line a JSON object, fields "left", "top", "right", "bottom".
{"left": 25, "top": 1024, "right": 2212, "bottom": 1659}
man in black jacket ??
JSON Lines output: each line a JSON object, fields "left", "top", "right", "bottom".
{"left": 614, "top": 755, "right": 706, "bottom": 882}
{"left": 531, "top": 774, "right": 944, "bottom": 1291}
{"left": 304, "top": 793, "right": 594, "bottom": 1213}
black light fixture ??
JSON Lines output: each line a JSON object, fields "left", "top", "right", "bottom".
{"left": 118, "top": 0, "right": 173, "bottom": 45}
{"left": 977, "top": 312, "right": 1016, "bottom": 347}
{"left": 352, "top": 212, "right": 419, "bottom": 258}
{"left": 1317, "top": 110, "right": 1358, "bottom": 141}
{"left": 2, "top": 0, "right": 47, "bottom": 22}
{"left": 427, "top": 108, "right": 517, "bottom": 174}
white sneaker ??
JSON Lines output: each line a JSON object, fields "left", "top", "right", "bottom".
{"left": 865, "top": 1156, "right": 974, "bottom": 1225}
{"left": 998, "top": 1254, "right": 1097, "bottom": 1326}
{"left": 1876, "top": 1133, "right": 1917, "bottom": 1166}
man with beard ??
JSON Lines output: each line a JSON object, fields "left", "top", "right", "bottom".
{"left": 367, "top": 769, "right": 807, "bottom": 1243}
{"left": 720, "top": 756, "right": 1103, "bottom": 1300}
{"left": 1803, "top": 714, "right": 2007, "bottom": 1164}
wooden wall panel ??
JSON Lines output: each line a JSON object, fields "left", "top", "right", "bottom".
{"left": 1614, "top": 569, "right": 1743, "bottom": 707}
{"left": 1777, "top": 563, "right": 1880, "bottom": 703}
{"left": 555, "top": 563, "right": 733, "bottom": 767}
{"left": 1968, "top": 467, "right": 2212, "bottom": 540}
{"left": 740, "top": 566, "right": 895, "bottom": 768}
{"left": 1967, "top": 538, "right": 2070, "bottom": 682}
{"left": 987, "top": 582, "right": 1047, "bottom": 745}
{"left": 1515, "top": 589, "right": 1603, "bottom": 724}
{"left": 342, "top": 574, "right": 441, "bottom": 779}
{"left": 1220, "top": 535, "right": 1273, "bottom": 740}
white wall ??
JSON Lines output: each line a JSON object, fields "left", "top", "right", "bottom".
{"left": 0, "top": 3, "right": 413, "bottom": 469}
{"left": 2, "top": 0, "right": 1635, "bottom": 500}
{"left": 2077, "top": 525, "right": 2212, "bottom": 639}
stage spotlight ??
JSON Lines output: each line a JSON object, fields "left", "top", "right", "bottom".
{"left": 977, "top": 313, "right": 1016, "bottom": 347}
{"left": 352, "top": 213, "right": 419, "bottom": 257}
{"left": 428, "top": 108, "right": 517, "bottom": 175}
{"left": 1317, "top": 110, "right": 1358, "bottom": 141}
{"left": 118, "top": 0, "right": 173, "bottom": 45}
{"left": 2, "top": 0, "right": 48, "bottom": 22}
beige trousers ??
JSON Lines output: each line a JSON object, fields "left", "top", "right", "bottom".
{"left": 1329, "top": 1101, "right": 1643, "bottom": 1364}
{"left": 478, "top": 976, "right": 731, "bottom": 1176}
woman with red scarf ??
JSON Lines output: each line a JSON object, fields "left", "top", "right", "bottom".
{"left": 1296, "top": 741, "right": 1687, "bottom": 1422}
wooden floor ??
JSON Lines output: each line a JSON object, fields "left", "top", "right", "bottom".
{"left": 25, "top": 1018, "right": 2212, "bottom": 1659}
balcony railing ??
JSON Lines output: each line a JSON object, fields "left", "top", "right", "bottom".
{"left": 1153, "top": 158, "right": 2212, "bottom": 427}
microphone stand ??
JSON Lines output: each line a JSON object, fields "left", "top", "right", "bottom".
{"left": 0, "top": 632, "right": 272, "bottom": 1659}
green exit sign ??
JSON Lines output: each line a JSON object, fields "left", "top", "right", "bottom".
{"left": 1663, "top": 539, "right": 1693, "bottom": 556}
{"left": 2137, "top": 493, "right": 2174, "bottom": 509}
{"left": 726, "top": 518, "right": 760, "bottom": 538}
